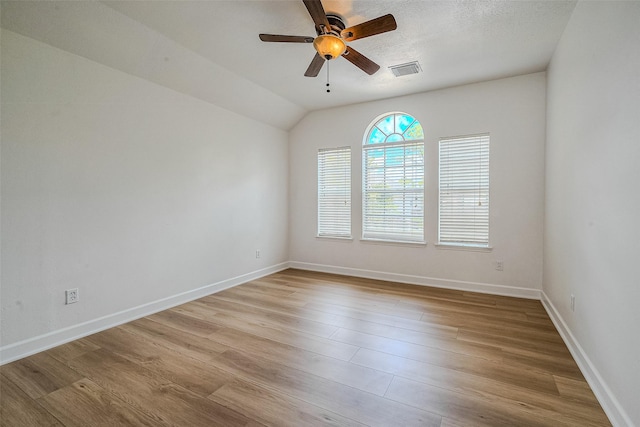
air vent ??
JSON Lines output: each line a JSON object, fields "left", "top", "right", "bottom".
{"left": 389, "top": 61, "right": 421, "bottom": 77}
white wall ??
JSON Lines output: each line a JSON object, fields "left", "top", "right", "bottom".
{"left": 0, "top": 30, "right": 289, "bottom": 356}
{"left": 544, "top": 2, "right": 640, "bottom": 426}
{"left": 289, "top": 73, "right": 546, "bottom": 295}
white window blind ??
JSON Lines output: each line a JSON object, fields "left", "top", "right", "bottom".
{"left": 363, "top": 140, "right": 424, "bottom": 242}
{"left": 318, "top": 147, "right": 351, "bottom": 238}
{"left": 439, "top": 134, "right": 490, "bottom": 246}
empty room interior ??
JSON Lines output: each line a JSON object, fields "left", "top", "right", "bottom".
{"left": 1, "top": 1, "right": 639, "bottom": 426}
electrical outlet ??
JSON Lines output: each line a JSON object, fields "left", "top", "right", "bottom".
{"left": 65, "top": 288, "right": 79, "bottom": 305}
{"left": 495, "top": 261, "right": 504, "bottom": 271}
{"left": 570, "top": 294, "right": 575, "bottom": 312}
{"left": 256, "top": 250, "right": 261, "bottom": 259}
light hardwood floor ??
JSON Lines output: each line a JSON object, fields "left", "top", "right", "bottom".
{"left": 0, "top": 269, "right": 611, "bottom": 426}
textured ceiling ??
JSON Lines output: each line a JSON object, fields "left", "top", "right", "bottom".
{"left": 1, "top": 1, "right": 577, "bottom": 129}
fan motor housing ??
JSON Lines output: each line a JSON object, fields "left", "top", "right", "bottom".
{"left": 322, "top": 14, "right": 346, "bottom": 36}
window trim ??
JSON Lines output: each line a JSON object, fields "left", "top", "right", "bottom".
{"left": 435, "top": 242, "right": 492, "bottom": 252}
{"left": 362, "top": 112, "right": 425, "bottom": 244}
{"left": 317, "top": 146, "right": 352, "bottom": 239}
{"left": 438, "top": 133, "right": 490, "bottom": 248}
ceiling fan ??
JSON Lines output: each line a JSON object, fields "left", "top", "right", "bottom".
{"left": 259, "top": 0, "right": 397, "bottom": 77}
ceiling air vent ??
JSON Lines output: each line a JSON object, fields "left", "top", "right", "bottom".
{"left": 389, "top": 61, "right": 421, "bottom": 77}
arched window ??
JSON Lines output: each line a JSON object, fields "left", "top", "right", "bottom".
{"left": 362, "top": 112, "right": 424, "bottom": 242}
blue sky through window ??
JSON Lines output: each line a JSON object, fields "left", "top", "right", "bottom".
{"left": 366, "top": 113, "right": 423, "bottom": 145}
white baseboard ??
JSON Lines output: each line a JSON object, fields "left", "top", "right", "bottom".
{"left": 0, "top": 262, "right": 289, "bottom": 365}
{"left": 541, "top": 292, "right": 632, "bottom": 427}
{"left": 289, "top": 261, "right": 541, "bottom": 299}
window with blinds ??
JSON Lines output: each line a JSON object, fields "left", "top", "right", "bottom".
{"left": 363, "top": 113, "right": 424, "bottom": 243}
{"left": 317, "top": 147, "right": 351, "bottom": 238}
{"left": 438, "top": 134, "right": 490, "bottom": 247}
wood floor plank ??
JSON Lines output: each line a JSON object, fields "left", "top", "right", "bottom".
{"left": 352, "top": 348, "right": 611, "bottom": 426}
{"left": 146, "top": 308, "right": 221, "bottom": 337}
{"left": 206, "top": 290, "right": 346, "bottom": 330}
{"left": 120, "top": 316, "right": 230, "bottom": 363}
{"left": 196, "top": 296, "right": 339, "bottom": 338}
{"left": 37, "top": 378, "right": 160, "bottom": 426}
{"left": 45, "top": 339, "right": 101, "bottom": 364}
{"left": 422, "top": 304, "right": 561, "bottom": 333}
{"left": 0, "top": 352, "right": 83, "bottom": 399}
{"left": 501, "top": 347, "right": 584, "bottom": 379}
{"left": 208, "top": 310, "right": 359, "bottom": 360}
{"left": 0, "top": 269, "right": 611, "bottom": 426}
{"left": 251, "top": 278, "right": 399, "bottom": 306}
{"left": 269, "top": 287, "right": 428, "bottom": 321}
{"left": 327, "top": 313, "right": 459, "bottom": 342}
{"left": 173, "top": 306, "right": 360, "bottom": 361}
{"left": 439, "top": 417, "right": 468, "bottom": 427}
{"left": 304, "top": 300, "right": 460, "bottom": 337}
{"left": 228, "top": 281, "right": 299, "bottom": 299}
{"left": 207, "top": 326, "right": 393, "bottom": 396}
{"left": 386, "top": 376, "right": 588, "bottom": 427}
{"left": 0, "top": 373, "right": 62, "bottom": 426}
{"left": 280, "top": 269, "right": 532, "bottom": 312}
{"left": 210, "top": 349, "right": 442, "bottom": 427}
{"left": 334, "top": 321, "right": 505, "bottom": 361}
{"left": 458, "top": 329, "right": 583, "bottom": 379}
{"left": 209, "top": 282, "right": 459, "bottom": 339}
{"left": 457, "top": 328, "right": 571, "bottom": 357}
{"left": 422, "top": 309, "right": 564, "bottom": 344}
{"left": 209, "top": 377, "right": 367, "bottom": 427}
{"left": 395, "top": 297, "right": 529, "bottom": 321}
{"left": 67, "top": 348, "right": 252, "bottom": 426}
{"left": 203, "top": 289, "right": 306, "bottom": 315}
{"left": 330, "top": 328, "right": 560, "bottom": 395}
{"left": 554, "top": 375, "right": 603, "bottom": 406}
{"left": 85, "top": 326, "right": 234, "bottom": 397}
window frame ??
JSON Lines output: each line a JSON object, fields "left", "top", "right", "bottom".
{"left": 362, "top": 112, "right": 425, "bottom": 244}
{"left": 317, "top": 146, "right": 352, "bottom": 239}
{"left": 438, "top": 133, "right": 491, "bottom": 249}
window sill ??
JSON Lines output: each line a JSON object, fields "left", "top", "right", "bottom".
{"left": 435, "top": 243, "right": 493, "bottom": 252}
{"left": 316, "top": 236, "right": 353, "bottom": 242}
{"left": 361, "top": 238, "right": 427, "bottom": 247}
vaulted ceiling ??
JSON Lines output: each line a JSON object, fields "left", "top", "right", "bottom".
{"left": 1, "top": 0, "right": 577, "bottom": 129}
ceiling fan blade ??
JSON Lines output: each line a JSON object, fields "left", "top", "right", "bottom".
{"left": 341, "top": 14, "right": 397, "bottom": 42}
{"left": 304, "top": 53, "right": 325, "bottom": 77}
{"left": 302, "top": 0, "right": 331, "bottom": 34}
{"left": 259, "top": 34, "right": 315, "bottom": 43}
{"left": 342, "top": 46, "right": 380, "bottom": 75}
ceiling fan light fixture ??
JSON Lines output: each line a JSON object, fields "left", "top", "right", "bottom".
{"left": 258, "top": 0, "right": 397, "bottom": 76}
{"left": 313, "top": 34, "right": 346, "bottom": 60}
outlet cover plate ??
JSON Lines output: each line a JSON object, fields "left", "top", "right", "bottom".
{"left": 66, "top": 288, "right": 79, "bottom": 304}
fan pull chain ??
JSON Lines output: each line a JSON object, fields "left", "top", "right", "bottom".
{"left": 326, "top": 61, "right": 330, "bottom": 93}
